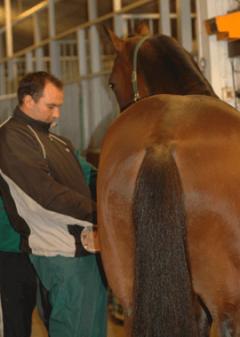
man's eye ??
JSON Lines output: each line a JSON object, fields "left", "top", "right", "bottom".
{"left": 48, "top": 105, "right": 55, "bottom": 109}
{"left": 109, "top": 83, "right": 114, "bottom": 89}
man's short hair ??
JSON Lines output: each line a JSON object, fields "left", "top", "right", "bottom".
{"left": 17, "top": 71, "right": 63, "bottom": 105}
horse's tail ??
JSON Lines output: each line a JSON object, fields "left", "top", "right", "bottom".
{"left": 132, "top": 145, "right": 198, "bottom": 337}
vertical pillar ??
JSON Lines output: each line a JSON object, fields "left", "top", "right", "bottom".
{"left": 88, "top": 0, "right": 101, "bottom": 73}
{"left": 196, "top": 0, "right": 236, "bottom": 100}
{"left": 113, "top": 0, "right": 124, "bottom": 36}
{"left": 7, "top": 59, "right": 17, "bottom": 94}
{"left": 33, "top": 13, "right": 44, "bottom": 70}
{"left": 4, "top": 0, "right": 14, "bottom": 94}
{"left": 4, "top": 0, "right": 13, "bottom": 58}
{"left": 158, "top": 0, "right": 171, "bottom": 35}
{"left": 176, "top": 0, "right": 192, "bottom": 52}
{"left": 4, "top": 0, "right": 16, "bottom": 94}
{"left": 122, "top": 19, "right": 128, "bottom": 36}
{"left": 87, "top": 0, "right": 102, "bottom": 148}
{"left": 0, "top": 34, "right": 6, "bottom": 95}
{"left": 48, "top": 0, "right": 61, "bottom": 77}
{"left": 77, "top": 28, "right": 91, "bottom": 149}
{"left": 25, "top": 52, "right": 33, "bottom": 72}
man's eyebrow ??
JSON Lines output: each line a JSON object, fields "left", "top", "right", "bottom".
{"left": 47, "top": 103, "right": 62, "bottom": 106}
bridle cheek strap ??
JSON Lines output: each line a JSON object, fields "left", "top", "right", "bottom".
{"left": 131, "top": 35, "right": 150, "bottom": 102}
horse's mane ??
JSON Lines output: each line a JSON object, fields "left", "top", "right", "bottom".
{"left": 137, "top": 35, "right": 217, "bottom": 97}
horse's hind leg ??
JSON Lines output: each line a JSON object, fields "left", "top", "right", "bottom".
{"left": 124, "top": 314, "right": 133, "bottom": 337}
{"left": 195, "top": 297, "right": 211, "bottom": 337}
{"left": 212, "top": 318, "right": 234, "bottom": 337}
{"left": 213, "top": 309, "right": 240, "bottom": 337}
{"left": 221, "top": 318, "right": 235, "bottom": 337}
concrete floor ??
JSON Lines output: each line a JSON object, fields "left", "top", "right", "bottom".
{"left": 31, "top": 308, "right": 125, "bottom": 337}
{"left": 32, "top": 308, "right": 220, "bottom": 337}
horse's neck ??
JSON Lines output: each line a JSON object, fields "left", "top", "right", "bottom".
{"left": 140, "top": 38, "right": 217, "bottom": 98}
{"left": 143, "top": 59, "right": 217, "bottom": 97}
{"left": 182, "top": 53, "right": 218, "bottom": 97}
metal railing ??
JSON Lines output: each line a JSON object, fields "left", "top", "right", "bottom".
{"left": 0, "top": 0, "right": 197, "bottom": 150}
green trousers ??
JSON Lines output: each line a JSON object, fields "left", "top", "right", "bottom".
{"left": 30, "top": 254, "right": 107, "bottom": 337}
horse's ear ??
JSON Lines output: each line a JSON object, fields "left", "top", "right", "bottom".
{"left": 103, "top": 26, "right": 124, "bottom": 53}
{"left": 136, "top": 21, "right": 151, "bottom": 36}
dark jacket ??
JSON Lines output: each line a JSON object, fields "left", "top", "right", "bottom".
{"left": 0, "top": 107, "right": 96, "bottom": 257}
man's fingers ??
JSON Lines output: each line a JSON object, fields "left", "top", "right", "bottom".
{"left": 81, "top": 227, "right": 100, "bottom": 253}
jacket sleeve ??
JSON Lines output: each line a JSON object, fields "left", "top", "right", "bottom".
{"left": 75, "top": 151, "right": 97, "bottom": 201}
{"left": 0, "top": 126, "right": 96, "bottom": 224}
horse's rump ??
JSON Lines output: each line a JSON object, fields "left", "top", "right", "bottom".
{"left": 98, "top": 93, "right": 240, "bottom": 336}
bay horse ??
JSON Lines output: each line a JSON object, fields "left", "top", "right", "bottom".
{"left": 97, "top": 25, "right": 240, "bottom": 337}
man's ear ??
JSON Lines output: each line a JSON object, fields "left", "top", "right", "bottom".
{"left": 103, "top": 26, "right": 124, "bottom": 53}
{"left": 136, "top": 21, "right": 151, "bottom": 36}
{"left": 22, "top": 95, "right": 34, "bottom": 109}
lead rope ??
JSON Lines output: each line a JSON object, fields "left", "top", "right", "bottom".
{"left": 131, "top": 35, "right": 150, "bottom": 102}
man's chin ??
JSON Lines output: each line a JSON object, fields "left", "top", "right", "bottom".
{"left": 50, "top": 121, "right": 58, "bottom": 129}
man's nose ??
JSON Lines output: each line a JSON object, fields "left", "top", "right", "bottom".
{"left": 53, "top": 107, "right": 60, "bottom": 118}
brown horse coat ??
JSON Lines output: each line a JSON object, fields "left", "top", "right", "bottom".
{"left": 98, "top": 28, "right": 240, "bottom": 337}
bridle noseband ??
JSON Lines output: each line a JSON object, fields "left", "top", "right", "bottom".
{"left": 131, "top": 35, "right": 150, "bottom": 102}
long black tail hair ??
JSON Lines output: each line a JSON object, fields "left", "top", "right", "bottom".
{"left": 132, "top": 145, "right": 198, "bottom": 337}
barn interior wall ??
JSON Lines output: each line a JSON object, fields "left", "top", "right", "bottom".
{"left": 0, "top": 0, "right": 239, "bottom": 153}
{"left": 197, "top": 0, "right": 239, "bottom": 108}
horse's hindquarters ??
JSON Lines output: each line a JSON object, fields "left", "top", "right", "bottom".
{"left": 98, "top": 149, "right": 145, "bottom": 310}
{"left": 176, "top": 140, "right": 240, "bottom": 334}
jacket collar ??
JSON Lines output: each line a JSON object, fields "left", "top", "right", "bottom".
{"left": 13, "top": 106, "right": 51, "bottom": 132}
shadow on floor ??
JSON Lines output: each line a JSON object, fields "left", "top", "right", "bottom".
{"left": 31, "top": 308, "right": 125, "bottom": 337}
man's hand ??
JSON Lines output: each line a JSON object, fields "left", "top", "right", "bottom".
{"left": 81, "top": 226, "right": 100, "bottom": 253}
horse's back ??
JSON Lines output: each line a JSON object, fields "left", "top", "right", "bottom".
{"left": 103, "top": 94, "right": 240, "bottom": 150}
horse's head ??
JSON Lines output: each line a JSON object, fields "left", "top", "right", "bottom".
{"left": 107, "top": 25, "right": 217, "bottom": 111}
{"left": 107, "top": 23, "right": 152, "bottom": 110}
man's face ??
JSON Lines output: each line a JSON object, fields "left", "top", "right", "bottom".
{"left": 24, "top": 82, "right": 64, "bottom": 125}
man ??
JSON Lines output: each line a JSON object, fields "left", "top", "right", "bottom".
{"left": 0, "top": 71, "right": 107, "bottom": 337}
